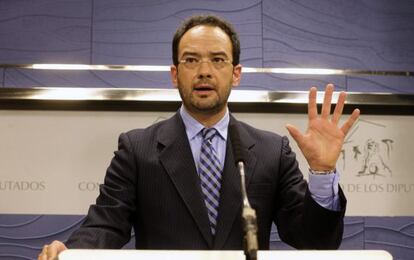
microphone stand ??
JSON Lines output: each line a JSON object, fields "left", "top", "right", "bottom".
{"left": 229, "top": 124, "right": 259, "bottom": 260}
{"left": 237, "top": 161, "right": 258, "bottom": 260}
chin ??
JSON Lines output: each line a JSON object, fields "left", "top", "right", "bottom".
{"left": 194, "top": 103, "right": 225, "bottom": 114}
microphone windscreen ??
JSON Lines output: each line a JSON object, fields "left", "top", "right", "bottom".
{"left": 229, "top": 124, "right": 245, "bottom": 164}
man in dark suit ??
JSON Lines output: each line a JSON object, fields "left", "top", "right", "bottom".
{"left": 39, "top": 14, "right": 360, "bottom": 259}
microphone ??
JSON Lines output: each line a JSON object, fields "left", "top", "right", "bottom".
{"left": 229, "top": 124, "right": 258, "bottom": 260}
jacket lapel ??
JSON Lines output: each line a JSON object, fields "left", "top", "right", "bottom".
{"left": 213, "top": 117, "right": 257, "bottom": 249}
{"left": 157, "top": 113, "right": 213, "bottom": 247}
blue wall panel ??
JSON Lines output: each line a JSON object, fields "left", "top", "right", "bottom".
{"left": 365, "top": 217, "right": 414, "bottom": 260}
{"left": 0, "top": 68, "right": 4, "bottom": 87}
{"left": 1, "top": 0, "right": 413, "bottom": 92}
{"left": 0, "top": 215, "right": 84, "bottom": 259}
{"left": 262, "top": 0, "right": 414, "bottom": 93}
{"left": 340, "top": 217, "right": 365, "bottom": 249}
{"left": 0, "top": 0, "right": 92, "bottom": 64}
{"left": 240, "top": 73, "right": 346, "bottom": 91}
{"left": 347, "top": 75, "right": 414, "bottom": 94}
{"left": 4, "top": 69, "right": 103, "bottom": 88}
{"left": 3, "top": 69, "right": 175, "bottom": 88}
{"left": 262, "top": 0, "right": 414, "bottom": 71}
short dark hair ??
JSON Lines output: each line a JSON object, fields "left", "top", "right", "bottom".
{"left": 172, "top": 14, "right": 240, "bottom": 66}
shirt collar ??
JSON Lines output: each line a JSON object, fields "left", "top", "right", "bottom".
{"left": 180, "top": 105, "right": 229, "bottom": 141}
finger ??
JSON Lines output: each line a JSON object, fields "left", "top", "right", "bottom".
{"left": 332, "top": 91, "right": 346, "bottom": 124}
{"left": 286, "top": 124, "right": 304, "bottom": 146}
{"left": 321, "top": 84, "right": 334, "bottom": 119}
{"left": 341, "top": 108, "right": 361, "bottom": 135}
{"left": 38, "top": 245, "right": 48, "bottom": 260}
{"left": 48, "top": 240, "right": 66, "bottom": 260}
{"left": 38, "top": 253, "right": 44, "bottom": 260}
{"left": 308, "top": 86, "right": 318, "bottom": 121}
{"left": 48, "top": 244, "right": 58, "bottom": 260}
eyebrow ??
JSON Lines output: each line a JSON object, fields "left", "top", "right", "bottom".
{"left": 209, "top": 51, "right": 229, "bottom": 57}
{"left": 180, "top": 51, "right": 229, "bottom": 58}
{"left": 180, "top": 51, "right": 200, "bottom": 57}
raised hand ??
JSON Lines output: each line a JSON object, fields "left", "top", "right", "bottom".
{"left": 286, "top": 84, "right": 360, "bottom": 171}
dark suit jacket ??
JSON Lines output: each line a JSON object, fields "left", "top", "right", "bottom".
{"left": 66, "top": 112, "right": 346, "bottom": 250}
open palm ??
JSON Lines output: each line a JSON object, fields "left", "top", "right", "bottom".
{"left": 286, "top": 84, "right": 360, "bottom": 171}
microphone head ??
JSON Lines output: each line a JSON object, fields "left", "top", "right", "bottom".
{"left": 229, "top": 124, "right": 245, "bottom": 164}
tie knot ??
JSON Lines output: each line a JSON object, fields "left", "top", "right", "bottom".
{"left": 201, "top": 128, "right": 217, "bottom": 141}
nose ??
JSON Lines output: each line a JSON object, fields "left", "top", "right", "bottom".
{"left": 197, "top": 61, "right": 212, "bottom": 79}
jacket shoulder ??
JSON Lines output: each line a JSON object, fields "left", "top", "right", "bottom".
{"left": 237, "top": 120, "right": 285, "bottom": 142}
{"left": 123, "top": 115, "right": 175, "bottom": 139}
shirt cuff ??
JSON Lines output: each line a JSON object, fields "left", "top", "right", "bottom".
{"left": 308, "top": 169, "right": 341, "bottom": 211}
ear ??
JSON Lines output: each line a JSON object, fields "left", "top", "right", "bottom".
{"left": 170, "top": 65, "right": 178, "bottom": 88}
{"left": 232, "top": 64, "right": 242, "bottom": 87}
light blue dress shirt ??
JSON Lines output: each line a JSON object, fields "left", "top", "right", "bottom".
{"left": 179, "top": 105, "right": 340, "bottom": 211}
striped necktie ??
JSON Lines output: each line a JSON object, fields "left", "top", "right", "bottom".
{"left": 199, "top": 128, "right": 222, "bottom": 235}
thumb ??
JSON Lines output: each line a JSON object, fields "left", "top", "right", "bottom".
{"left": 286, "top": 124, "right": 303, "bottom": 145}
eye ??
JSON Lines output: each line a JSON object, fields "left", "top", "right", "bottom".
{"left": 212, "top": 57, "right": 225, "bottom": 63}
{"left": 184, "top": 57, "right": 199, "bottom": 63}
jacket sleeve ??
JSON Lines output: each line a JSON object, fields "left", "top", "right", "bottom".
{"left": 274, "top": 136, "right": 346, "bottom": 249}
{"left": 66, "top": 132, "right": 137, "bottom": 249}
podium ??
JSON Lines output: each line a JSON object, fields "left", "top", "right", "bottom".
{"left": 59, "top": 249, "right": 393, "bottom": 260}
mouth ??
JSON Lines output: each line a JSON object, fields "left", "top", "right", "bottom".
{"left": 193, "top": 84, "right": 215, "bottom": 95}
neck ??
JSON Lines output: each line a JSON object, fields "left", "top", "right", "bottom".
{"left": 184, "top": 105, "right": 227, "bottom": 128}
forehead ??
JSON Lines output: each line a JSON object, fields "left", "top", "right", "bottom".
{"left": 178, "top": 25, "right": 232, "bottom": 57}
